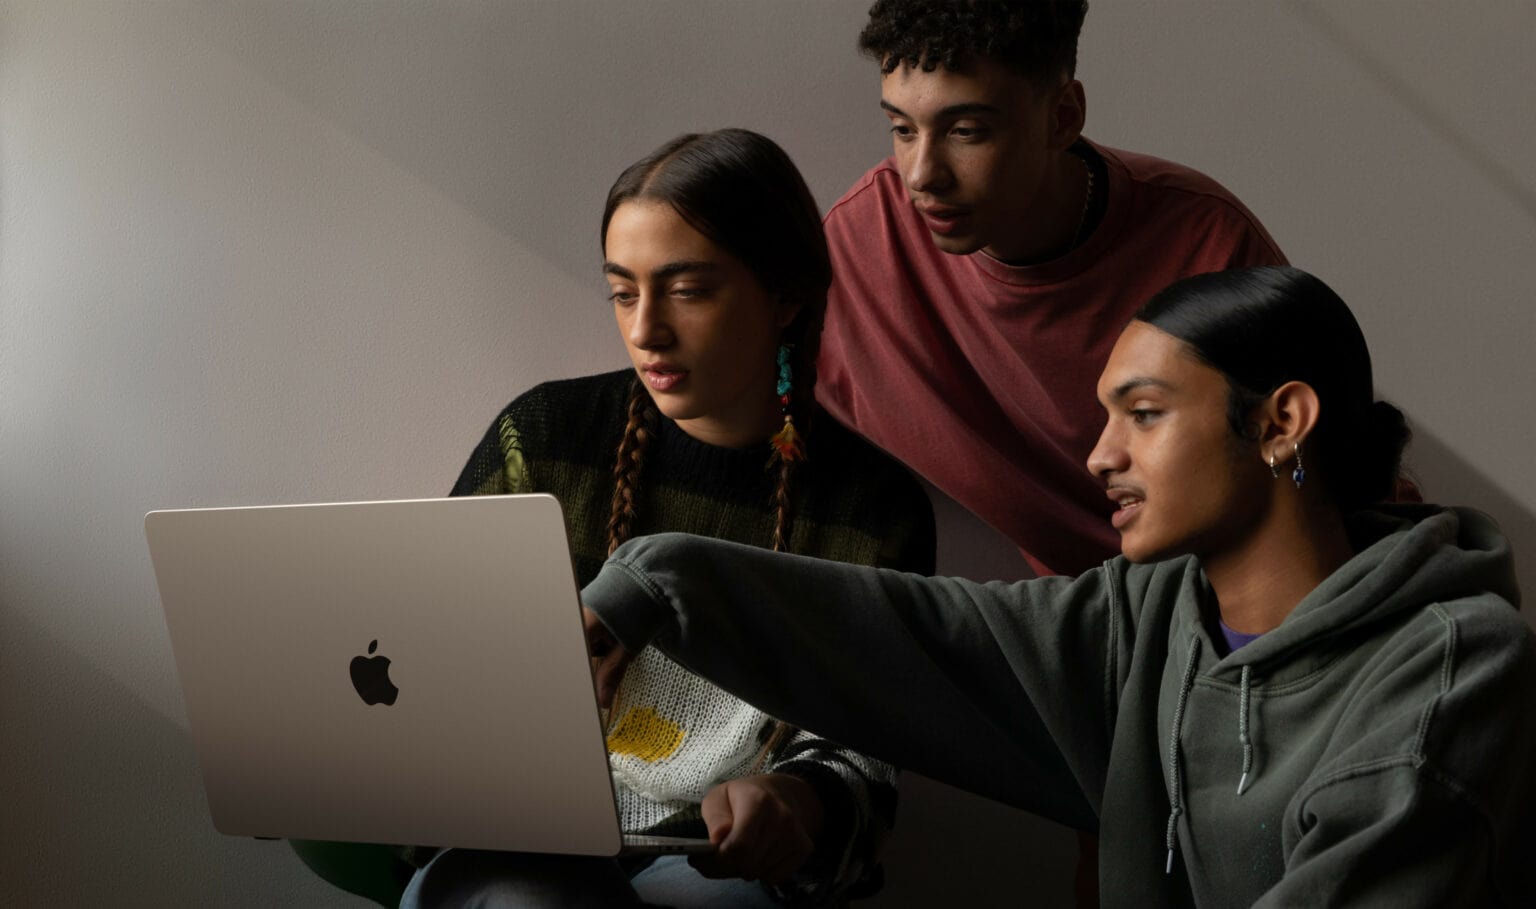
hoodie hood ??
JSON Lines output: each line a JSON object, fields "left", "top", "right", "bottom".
{"left": 1202, "top": 505, "right": 1518, "bottom": 674}
{"left": 1154, "top": 506, "right": 1522, "bottom": 898}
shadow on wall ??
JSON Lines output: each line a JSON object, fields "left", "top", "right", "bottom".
{"left": 0, "top": 615, "right": 364, "bottom": 907}
{"left": 1288, "top": 0, "right": 1536, "bottom": 226}
{"left": 177, "top": 0, "right": 876, "bottom": 294}
{"left": 1409, "top": 422, "right": 1536, "bottom": 623}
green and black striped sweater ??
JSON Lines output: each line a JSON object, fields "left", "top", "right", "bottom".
{"left": 452, "top": 369, "right": 935, "bottom": 897}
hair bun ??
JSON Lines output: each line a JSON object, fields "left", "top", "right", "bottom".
{"left": 1354, "top": 400, "right": 1412, "bottom": 506}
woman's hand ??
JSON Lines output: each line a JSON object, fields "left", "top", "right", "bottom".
{"left": 689, "top": 773, "right": 826, "bottom": 884}
{"left": 581, "top": 605, "right": 632, "bottom": 709}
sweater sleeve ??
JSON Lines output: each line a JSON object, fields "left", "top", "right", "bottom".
{"left": 763, "top": 730, "right": 897, "bottom": 901}
{"left": 881, "top": 484, "right": 936, "bottom": 576}
{"left": 449, "top": 410, "right": 532, "bottom": 497}
{"left": 583, "top": 532, "right": 1131, "bottom": 832}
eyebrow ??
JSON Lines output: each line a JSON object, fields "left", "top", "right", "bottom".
{"left": 602, "top": 260, "right": 719, "bottom": 281}
{"left": 1107, "top": 377, "right": 1176, "bottom": 402}
{"left": 880, "top": 100, "right": 1002, "bottom": 120}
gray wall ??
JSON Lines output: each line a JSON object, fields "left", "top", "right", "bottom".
{"left": 3, "top": 1, "right": 1532, "bottom": 904}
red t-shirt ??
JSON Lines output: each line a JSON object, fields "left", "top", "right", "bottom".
{"left": 818, "top": 141, "right": 1286, "bottom": 576}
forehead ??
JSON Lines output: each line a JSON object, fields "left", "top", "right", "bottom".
{"left": 880, "top": 57, "right": 1039, "bottom": 115}
{"left": 1097, "top": 321, "right": 1224, "bottom": 401}
{"left": 604, "top": 200, "right": 716, "bottom": 263}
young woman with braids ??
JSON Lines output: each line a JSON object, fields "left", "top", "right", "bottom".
{"left": 584, "top": 266, "right": 1536, "bottom": 906}
{"left": 402, "top": 129, "right": 935, "bottom": 908}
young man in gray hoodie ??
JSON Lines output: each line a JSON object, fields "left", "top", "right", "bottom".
{"left": 584, "top": 267, "right": 1536, "bottom": 906}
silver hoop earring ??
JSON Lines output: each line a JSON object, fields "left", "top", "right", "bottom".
{"left": 1268, "top": 453, "right": 1280, "bottom": 480}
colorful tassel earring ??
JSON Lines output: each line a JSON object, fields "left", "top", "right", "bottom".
{"left": 769, "top": 344, "right": 805, "bottom": 461}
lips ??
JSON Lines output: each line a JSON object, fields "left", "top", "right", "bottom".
{"left": 914, "top": 202, "right": 970, "bottom": 237}
{"left": 641, "top": 363, "right": 687, "bottom": 392}
{"left": 1106, "top": 487, "right": 1145, "bottom": 530}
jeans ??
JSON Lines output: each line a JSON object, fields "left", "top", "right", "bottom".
{"left": 400, "top": 850, "right": 785, "bottom": 909}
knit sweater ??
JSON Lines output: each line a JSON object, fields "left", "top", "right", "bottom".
{"left": 452, "top": 369, "right": 935, "bottom": 895}
{"left": 585, "top": 507, "right": 1536, "bottom": 906}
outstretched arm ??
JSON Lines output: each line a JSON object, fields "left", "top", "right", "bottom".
{"left": 583, "top": 532, "right": 1136, "bottom": 831}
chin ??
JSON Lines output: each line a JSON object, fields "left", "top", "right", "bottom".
{"left": 1120, "top": 547, "right": 1157, "bottom": 565}
{"left": 928, "top": 232, "right": 984, "bottom": 256}
{"left": 1117, "top": 532, "right": 1180, "bottom": 565}
{"left": 645, "top": 396, "right": 694, "bottom": 422}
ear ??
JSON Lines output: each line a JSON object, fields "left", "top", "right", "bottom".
{"left": 1046, "top": 79, "right": 1086, "bottom": 150}
{"left": 1255, "top": 380, "right": 1321, "bottom": 467}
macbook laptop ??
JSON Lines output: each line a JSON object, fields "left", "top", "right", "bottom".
{"left": 145, "top": 494, "right": 709, "bottom": 856}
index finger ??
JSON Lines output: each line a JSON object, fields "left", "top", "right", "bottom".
{"left": 582, "top": 605, "right": 631, "bottom": 708}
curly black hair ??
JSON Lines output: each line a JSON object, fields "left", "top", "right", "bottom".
{"left": 858, "top": 0, "right": 1088, "bottom": 84}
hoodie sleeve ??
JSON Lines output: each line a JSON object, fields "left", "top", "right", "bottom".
{"left": 583, "top": 532, "right": 1140, "bottom": 833}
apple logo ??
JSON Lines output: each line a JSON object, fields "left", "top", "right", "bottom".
{"left": 349, "top": 639, "right": 399, "bottom": 706}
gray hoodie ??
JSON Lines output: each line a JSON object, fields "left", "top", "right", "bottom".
{"left": 583, "top": 506, "right": 1536, "bottom": 906}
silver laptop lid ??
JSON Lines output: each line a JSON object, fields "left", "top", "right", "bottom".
{"left": 145, "top": 494, "right": 624, "bottom": 855}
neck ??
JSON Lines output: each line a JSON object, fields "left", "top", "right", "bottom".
{"left": 1203, "top": 497, "right": 1355, "bottom": 635}
{"left": 674, "top": 395, "right": 785, "bottom": 450}
{"left": 982, "top": 147, "right": 1089, "bottom": 265}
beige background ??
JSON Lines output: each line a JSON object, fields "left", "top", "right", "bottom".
{"left": 3, "top": 1, "right": 1533, "bottom": 904}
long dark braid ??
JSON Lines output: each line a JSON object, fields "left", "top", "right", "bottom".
{"left": 606, "top": 378, "right": 657, "bottom": 555}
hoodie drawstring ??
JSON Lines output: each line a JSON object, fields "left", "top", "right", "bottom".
{"left": 1237, "top": 664, "right": 1253, "bottom": 796}
{"left": 1165, "top": 634, "right": 1201, "bottom": 874}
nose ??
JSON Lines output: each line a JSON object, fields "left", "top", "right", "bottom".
{"left": 1085, "top": 418, "right": 1127, "bottom": 481}
{"left": 903, "top": 135, "right": 950, "bottom": 195}
{"left": 626, "top": 294, "right": 672, "bottom": 351}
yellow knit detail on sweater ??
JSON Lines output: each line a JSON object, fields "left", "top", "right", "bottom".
{"left": 606, "top": 707, "right": 685, "bottom": 763}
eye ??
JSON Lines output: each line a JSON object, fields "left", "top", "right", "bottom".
{"left": 889, "top": 123, "right": 915, "bottom": 141}
{"left": 1130, "top": 408, "right": 1162, "bottom": 426}
{"left": 950, "top": 123, "right": 990, "bottom": 142}
{"left": 669, "top": 283, "right": 714, "bottom": 300}
{"left": 608, "top": 288, "right": 637, "bottom": 307}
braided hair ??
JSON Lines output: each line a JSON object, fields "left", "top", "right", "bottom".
{"left": 600, "top": 129, "right": 833, "bottom": 556}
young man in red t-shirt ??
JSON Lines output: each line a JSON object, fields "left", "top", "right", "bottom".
{"left": 818, "top": 0, "right": 1287, "bottom": 579}
{"left": 815, "top": 3, "right": 1286, "bottom": 902}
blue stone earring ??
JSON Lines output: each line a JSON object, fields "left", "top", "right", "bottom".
{"left": 1292, "top": 443, "right": 1306, "bottom": 489}
{"left": 769, "top": 344, "right": 804, "bottom": 461}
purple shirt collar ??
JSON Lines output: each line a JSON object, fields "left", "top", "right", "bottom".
{"left": 1219, "top": 619, "right": 1265, "bottom": 654}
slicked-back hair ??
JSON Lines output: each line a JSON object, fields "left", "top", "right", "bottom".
{"left": 1135, "top": 266, "right": 1411, "bottom": 511}
{"left": 600, "top": 129, "right": 832, "bottom": 555}
{"left": 859, "top": 0, "right": 1089, "bottom": 84}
